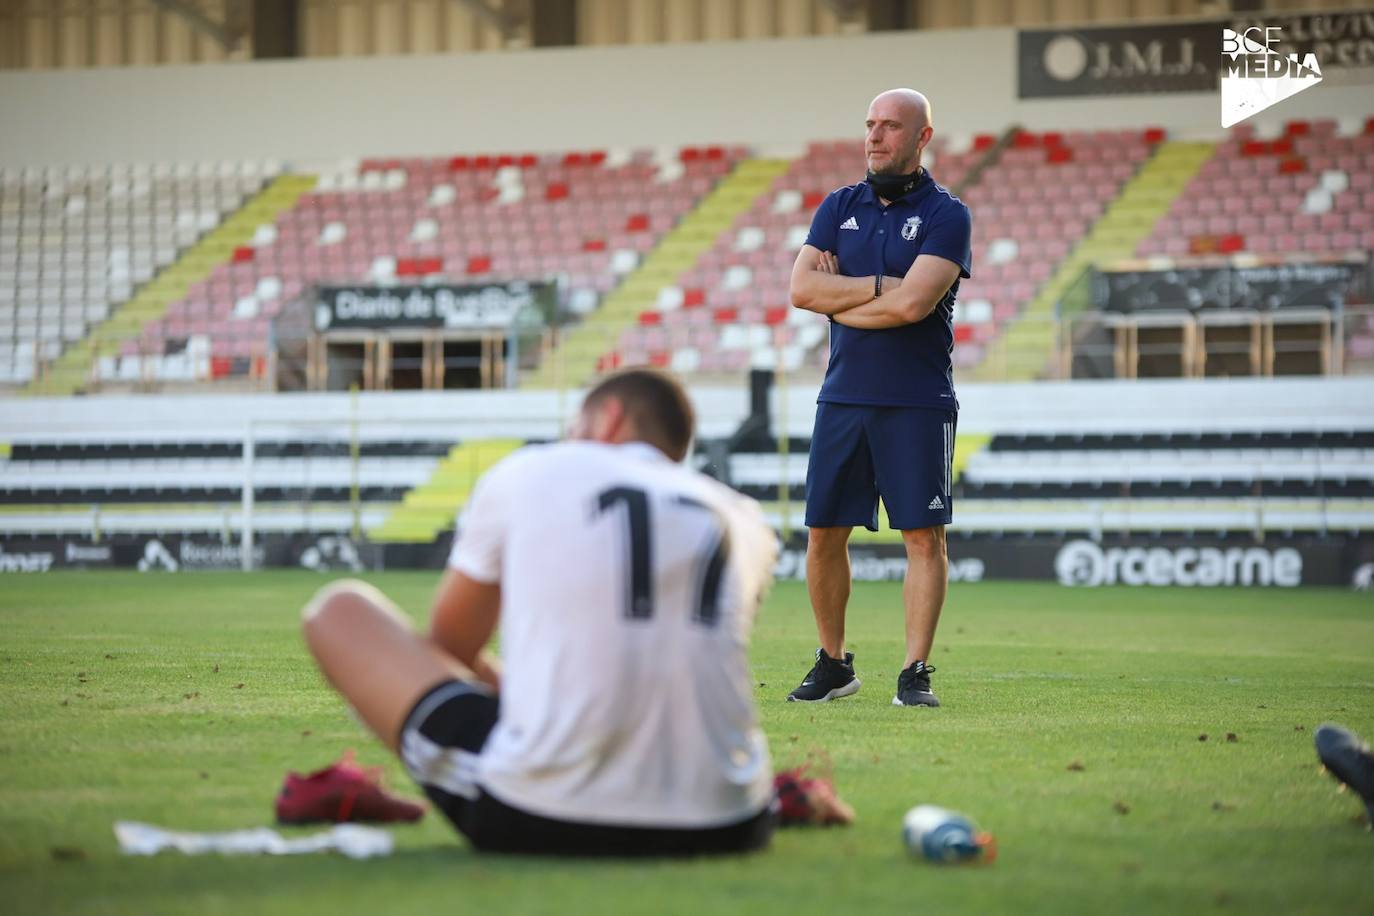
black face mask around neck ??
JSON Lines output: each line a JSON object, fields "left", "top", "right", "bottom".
{"left": 865, "top": 167, "right": 925, "bottom": 201}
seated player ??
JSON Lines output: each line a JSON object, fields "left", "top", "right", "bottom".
{"left": 300, "top": 369, "right": 792, "bottom": 856}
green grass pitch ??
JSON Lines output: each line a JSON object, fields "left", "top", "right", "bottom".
{"left": 1, "top": 572, "right": 1371, "bottom": 915}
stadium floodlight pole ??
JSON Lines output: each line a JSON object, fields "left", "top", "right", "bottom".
{"left": 242, "top": 421, "right": 255, "bottom": 573}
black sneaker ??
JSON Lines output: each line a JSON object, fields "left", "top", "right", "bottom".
{"left": 892, "top": 661, "right": 939, "bottom": 707}
{"left": 787, "top": 649, "right": 861, "bottom": 703}
{"left": 1315, "top": 723, "right": 1374, "bottom": 825}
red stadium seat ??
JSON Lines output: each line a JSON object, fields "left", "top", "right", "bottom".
{"left": 1189, "top": 235, "right": 1218, "bottom": 255}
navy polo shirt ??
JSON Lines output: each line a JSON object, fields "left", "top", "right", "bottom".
{"left": 804, "top": 171, "right": 972, "bottom": 410}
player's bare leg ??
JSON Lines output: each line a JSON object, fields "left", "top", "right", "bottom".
{"left": 788, "top": 526, "right": 861, "bottom": 702}
{"left": 891, "top": 526, "right": 945, "bottom": 707}
{"left": 302, "top": 579, "right": 472, "bottom": 751}
{"left": 805, "top": 526, "right": 853, "bottom": 658}
{"left": 900, "top": 526, "right": 947, "bottom": 665}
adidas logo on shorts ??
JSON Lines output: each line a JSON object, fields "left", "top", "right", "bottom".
{"left": 839, "top": 217, "right": 859, "bottom": 230}
{"left": 928, "top": 495, "right": 944, "bottom": 510}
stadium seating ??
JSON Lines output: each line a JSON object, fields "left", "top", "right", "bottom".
{"left": 1138, "top": 119, "right": 1374, "bottom": 260}
{"left": 9, "top": 419, "right": 1370, "bottom": 542}
{"left": 606, "top": 138, "right": 971, "bottom": 376}
{"left": 715, "top": 427, "right": 1374, "bottom": 537}
{"left": 0, "top": 436, "right": 453, "bottom": 536}
{"left": 602, "top": 137, "right": 978, "bottom": 376}
{"left": 4, "top": 124, "right": 1370, "bottom": 392}
{"left": 0, "top": 162, "right": 273, "bottom": 384}
{"left": 955, "top": 128, "right": 1159, "bottom": 372}
{"left": 602, "top": 129, "right": 1164, "bottom": 378}
{"left": 1134, "top": 119, "right": 1374, "bottom": 370}
{"left": 111, "top": 148, "right": 740, "bottom": 383}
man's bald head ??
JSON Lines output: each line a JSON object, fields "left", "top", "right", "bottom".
{"left": 870, "top": 88, "right": 932, "bottom": 129}
{"left": 865, "top": 88, "right": 934, "bottom": 177}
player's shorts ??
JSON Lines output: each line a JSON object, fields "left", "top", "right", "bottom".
{"left": 398, "top": 679, "right": 775, "bottom": 857}
{"left": 804, "top": 402, "right": 956, "bottom": 532}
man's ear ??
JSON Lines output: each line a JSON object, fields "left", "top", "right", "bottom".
{"left": 591, "top": 396, "right": 628, "bottom": 443}
{"left": 917, "top": 125, "right": 934, "bottom": 154}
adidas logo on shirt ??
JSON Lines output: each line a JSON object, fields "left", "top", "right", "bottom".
{"left": 839, "top": 217, "right": 859, "bottom": 230}
{"left": 928, "top": 495, "right": 944, "bottom": 510}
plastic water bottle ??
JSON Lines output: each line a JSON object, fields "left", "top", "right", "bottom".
{"left": 901, "top": 805, "right": 996, "bottom": 864}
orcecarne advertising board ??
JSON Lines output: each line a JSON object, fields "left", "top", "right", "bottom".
{"left": 313, "top": 281, "right": 553, "bottom": 332}
{"left": 772, "top": 534, "right": 1367, "bottom": 589}
{"left": 4, "top": 533, "right": 1368, "bottom": 589}
{"left": 1019, "top": 10, "right": 1374, "bottom": 98}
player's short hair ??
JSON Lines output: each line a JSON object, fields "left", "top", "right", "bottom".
{"left": 582, "top": 368, "right": 695, "bottom": 462}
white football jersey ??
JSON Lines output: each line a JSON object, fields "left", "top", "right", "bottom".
{"left": 447, "top": 440, "right": 779, "bottom": 828}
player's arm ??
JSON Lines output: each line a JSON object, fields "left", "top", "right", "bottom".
{"left": 789, "top": 245, "right": 884, "bottom": 315}
{"left": 429, "top": 451, "right": 521, "bottom": 692}
{"left": 428, "top": 568, "right": 502, "bottom": 692}
{"left": 829, "top": 254, "right": 962, "bottom": 330}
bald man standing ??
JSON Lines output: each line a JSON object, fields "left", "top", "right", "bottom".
{"left": 786, "top": 89, "right": 972, "bottom": 708}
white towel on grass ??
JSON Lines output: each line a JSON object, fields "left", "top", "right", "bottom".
{"left": 114, "top": 821, "right": 393, "bottom": 859}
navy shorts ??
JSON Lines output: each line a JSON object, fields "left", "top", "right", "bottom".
{"left": 804, "top": 402, "right": 956, "bottom": 532}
